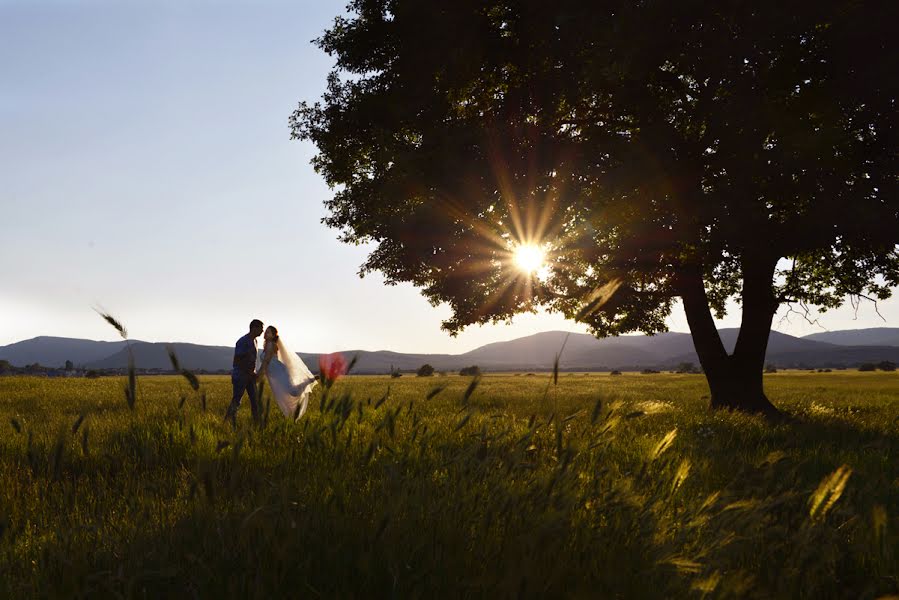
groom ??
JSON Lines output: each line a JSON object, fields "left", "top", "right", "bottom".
{"left": 224, "top": 318, "right": 264, "bottom": 426}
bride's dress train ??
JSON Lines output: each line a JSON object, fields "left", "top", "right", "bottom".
{"left": 262, "top": 338, "right": 317, "bottom": 419}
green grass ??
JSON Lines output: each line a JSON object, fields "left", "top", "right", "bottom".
{"left": 0, "top": 372, "right": 896, "bottom": 598}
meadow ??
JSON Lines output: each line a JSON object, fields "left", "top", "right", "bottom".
{"left": 0, "top": 371, "right": 896, "bottom": 598}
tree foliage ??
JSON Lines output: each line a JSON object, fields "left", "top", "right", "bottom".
{"left": 293, "top": 0, "right": 897, "bottom": 412}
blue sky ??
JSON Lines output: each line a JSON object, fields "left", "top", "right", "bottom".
{"left": 1, "top": 0, "right": 896, "bottom": 353}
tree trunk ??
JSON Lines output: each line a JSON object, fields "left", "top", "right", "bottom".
{"left": 679, "top": 260, "right": 781, "bottom": 418}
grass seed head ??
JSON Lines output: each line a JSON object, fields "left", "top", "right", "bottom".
{"left": 671, "top": 459, "right": 691, "bottom": 493}
{"left": 809, "top": 464, "right": 853, "bottom": 521}
{"left": 426, "top": 383, "right": 448, "bottom": 400}
{"left": 651, "top": 428, "right": 678, "bottom": 460}
{"left": 95, "top": 309, "right": 128, "bottom": 339}
{"left": 462, "top": 375, "right": 481, "bottom": 406}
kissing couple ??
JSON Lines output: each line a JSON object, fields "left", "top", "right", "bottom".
{"left": 224, "top": 319, "right": 317, "bottom": 425}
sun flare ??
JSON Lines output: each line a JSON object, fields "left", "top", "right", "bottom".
{"left": 513, "top": 243, "right": 546, "bottom": 273}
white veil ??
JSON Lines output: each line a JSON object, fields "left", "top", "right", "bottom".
{"left": 266, "top": 336, "right": 317, "bottom": 420}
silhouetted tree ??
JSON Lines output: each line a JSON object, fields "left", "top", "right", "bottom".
{"left": 416, "top": 363, "right": 435, "bottom": 377}
{"left": 877, "top": 361, "right": 897, "bottom": 372}
{"left": 459, "top": 366, "right": 482, "bottom": 377}
{"left": 294, "top": 1, "right": 897, "bottom": 416}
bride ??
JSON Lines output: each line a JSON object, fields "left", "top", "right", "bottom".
{"left": 256, "top": 325, "right": 317, "bottom": 420}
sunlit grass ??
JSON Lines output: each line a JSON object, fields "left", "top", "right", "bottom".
{"left": 0, "top": 371, "right": 896, "bottom": 598}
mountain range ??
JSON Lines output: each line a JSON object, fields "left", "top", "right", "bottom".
{"left": 2, "top": 328, "right": 898, "bottom": 374}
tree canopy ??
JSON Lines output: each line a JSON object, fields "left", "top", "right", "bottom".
{"left": 293, "top": 0, "right": 898, "bottom": 413}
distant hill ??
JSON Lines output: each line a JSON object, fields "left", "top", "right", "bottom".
{"left": 803, "top": 328, "right": 899, "bottom": 347}
{"left": 86, "top": 342, "right": 235, "bottom": 372}
{"left": 3, "top": 328, "right": 899, "bottom": 373}
{"left": 0, "top": 336, "right": 130, "bottom": 368}
{"left": 455, "top": 329, "right": 855, "bottom": 371}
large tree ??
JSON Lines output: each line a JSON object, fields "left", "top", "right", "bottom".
{"left": 293, "top": 0, "right": 898, "bottom": 416}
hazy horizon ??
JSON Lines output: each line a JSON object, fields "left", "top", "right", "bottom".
{"left": 2, "top": 0, "right": 897, "bottom": 354}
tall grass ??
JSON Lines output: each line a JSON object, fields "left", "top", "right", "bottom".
{"left": 0, "top": 372, "right": 896, "bottom": 598}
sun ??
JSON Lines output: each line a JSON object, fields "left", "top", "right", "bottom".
{"left": 513, "top": 243, "right": 546, "bottom": 273}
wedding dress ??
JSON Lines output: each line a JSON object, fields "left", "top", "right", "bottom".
{"left": 258, "top": 337, "right": 317, "bottom": 420}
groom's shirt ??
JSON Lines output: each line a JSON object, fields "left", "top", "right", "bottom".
{"left": 232, "top": 334, "right": 257, "bottom": 377}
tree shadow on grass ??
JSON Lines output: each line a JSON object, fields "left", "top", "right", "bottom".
{"left": 3, "top": 436, "right": 685, "bottom": 599}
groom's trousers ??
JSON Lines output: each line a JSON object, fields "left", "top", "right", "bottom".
{"left": 227, "top": 372, "right": 260, "bottom": 424}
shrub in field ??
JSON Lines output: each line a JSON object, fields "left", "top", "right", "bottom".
{"left": 765, "top": 364, "right": 778, "bottom": 373}
{"left": 459, "top": 365, "right": 481, "bottom": 376}
{"left": 877, "top": 361, "right": 896, "bottom": 372}
{"left": 858, "top": 363, "right": 877, "bottom": 372}
{"left": 610, "top": 370, "right": 622, "bottom": 376}
{"left": 416, "top": 364, "right": 435, "bottom": 377}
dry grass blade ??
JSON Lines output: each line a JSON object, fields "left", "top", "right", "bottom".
{"left": 722, "top": 500, "right": 759, "bottom": 512}
{"left": 48, "top": 427, "right": 66, "bottom": 483}
{"left": 809, "top": 464, "right": 852, "bottom": 521}
{"left": 426, "top": 383, "right": 448, "bottom": 400}
{"left": 590, "top": 398, "right": 603, "bottom": 424}
{"left": 553, "top": 333, "right": 570, "bottom": 386}
{"left": 562, "top": 409, "right": 584, "bottom": 423}
{"left": 181, "top": 370, "right": 200, "bottom": 391}
{"left": 363, "top": 440, "right": 377, "bottom": 464}
{"left": 574, "top": 277, "right": 624, "bottom": 322}
{"left": 71, "top": 413, "right": 86, "bottom": 435}
{"left": 671, "top": 459, "right": 691, "bottom": 493}
{"left": 691, "top": 572, "right": 722, "bottom": 595}
{"left": 699, "top": 491, "right": 721, "bottom": 513}
{"left": 651, "top": 428, "right": 678, "bottom": 460}
{"left": 168, "top": 345, "right": 201, "bottom": 392}
{"left": 598, "top": 415, "right": 621, "bottom": 435}
{"left": 95, "top": 308, "right": 128, "bottom": 339}
{"left": 664, "top": 556, "right": 703, "bottom": 574}
{"left": 462, "top": 375, "right": 481, "bottom": 406}
{"left": 125, "top": 353, "right": 137, "bottom": 410}
{"left": 374, "top": 386, "right": 390, "bottom": 410}
{"left": 453, "top": 412, "right": 472, "bottom": 433}
{"left": 166, "top": 346, "right": 182, "bottom": 372}
{"left": 96, "top": 308, "right": 137, "bottom": 408}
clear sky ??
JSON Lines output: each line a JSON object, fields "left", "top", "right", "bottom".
{"left": 1, "top": 0, "right": 896, "bottom": 353}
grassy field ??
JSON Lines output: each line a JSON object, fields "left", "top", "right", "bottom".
{"left": 0, "top": 371, "right": 896, "bottom": 598}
